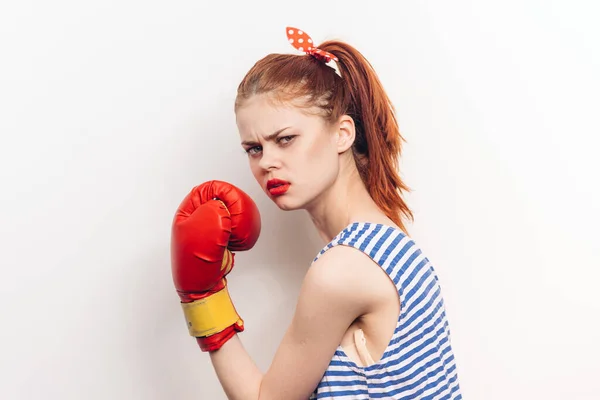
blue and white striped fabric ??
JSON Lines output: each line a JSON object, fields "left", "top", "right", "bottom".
{"left": 309, "top": 222, "right": 461, "bottom": 400}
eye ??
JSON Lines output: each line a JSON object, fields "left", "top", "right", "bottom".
{"left": 278, "top": 135, "right": 296, "bottom": 145}
{"left": 245, "top": 145, "right": 262, "bottom": 156}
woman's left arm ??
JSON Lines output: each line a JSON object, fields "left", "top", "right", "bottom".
{"left": 209, "top": 245, "right": 373, "bottom": 400}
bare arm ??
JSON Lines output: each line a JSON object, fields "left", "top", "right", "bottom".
{"left": 209, "top": 336, "right": 263, "bottom": 400}
{"left": 208, "top": 246, "right": 375, "bottom": 400}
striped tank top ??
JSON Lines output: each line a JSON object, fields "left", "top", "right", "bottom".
{"left": 309, "top": 222, "right": 461, "bottom": 399}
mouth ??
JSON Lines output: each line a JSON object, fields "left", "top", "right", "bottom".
{"left": 267, "top": 179, "right": 290, "bottom": 196}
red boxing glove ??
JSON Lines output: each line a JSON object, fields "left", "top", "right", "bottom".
{"left": 170, "top": 180, "right": 261, "bottom": 351}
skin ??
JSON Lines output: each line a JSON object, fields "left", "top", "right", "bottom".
{"left": 208, "top": 93, "right": 401, "bottom": 400}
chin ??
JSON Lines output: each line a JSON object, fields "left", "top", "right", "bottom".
{"left": 270, "top": 195, "right": 305, "bottom": 211}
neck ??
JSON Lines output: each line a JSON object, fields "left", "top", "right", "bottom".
{"left": 305, "top": 156, "right": 393, "bottom": 243}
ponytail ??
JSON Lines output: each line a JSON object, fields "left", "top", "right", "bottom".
{"left": 320, "top": 41, "right": 414, "bottom": 233}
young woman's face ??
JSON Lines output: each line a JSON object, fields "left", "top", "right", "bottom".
{"left": 236, "top": 94, "right": 341, "bottom": 211}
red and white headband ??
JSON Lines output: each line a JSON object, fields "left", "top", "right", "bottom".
{"left": 286, "top": 27, "right": 342, "bottom": 78}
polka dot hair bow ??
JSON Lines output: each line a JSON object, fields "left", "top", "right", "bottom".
{"left": 286, "top": 26, "right": 342, "bottom": 77}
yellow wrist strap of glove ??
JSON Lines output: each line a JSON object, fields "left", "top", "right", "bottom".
{"left": 181, "top": 279, "right": 241, "bottom": 337}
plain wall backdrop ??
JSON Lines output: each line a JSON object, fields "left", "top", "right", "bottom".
{"left": 1, "top": 1, "right": 599, "bottom": 399}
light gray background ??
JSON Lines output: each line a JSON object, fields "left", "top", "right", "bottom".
{"left": 1, "top": 1, "right": 599, "bottom": 399}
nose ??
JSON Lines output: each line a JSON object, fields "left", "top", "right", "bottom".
{"left": 258, "top": 147, "right": 281, "bottom": 171}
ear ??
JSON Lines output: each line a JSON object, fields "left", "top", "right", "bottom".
{"left": 335, "top": 114, "right": 355, "bottom": 153}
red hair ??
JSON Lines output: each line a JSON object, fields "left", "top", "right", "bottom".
{"left": 235, "top": 40, "right": 414, "bottom": 233}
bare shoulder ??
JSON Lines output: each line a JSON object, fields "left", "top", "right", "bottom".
{"left": 303, "top": 245, "right": 394, "bottom": 315}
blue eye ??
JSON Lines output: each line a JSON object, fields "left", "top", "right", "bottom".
{"left": 245, "top": 146, "right": 262, "bottom": 156}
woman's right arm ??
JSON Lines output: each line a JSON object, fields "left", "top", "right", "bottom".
{"left": 209, "top": 245, "right": 378, "bottom": 400}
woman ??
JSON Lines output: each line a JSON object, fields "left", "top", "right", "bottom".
{"left": 170, "top": 27, "right": 461, "bottom": 399}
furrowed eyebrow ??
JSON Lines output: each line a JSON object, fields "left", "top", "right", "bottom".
{"left": 241, "top": 126, "right": 292, "bottom": 146}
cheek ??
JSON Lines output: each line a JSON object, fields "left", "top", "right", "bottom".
{"left": 316, "top": 130, "right": 338, "bottom": 158}
{"left": 304, "top": 134, "right": 339, "bottom": 179}
{"left": 248, "top": 159, "right": 263, "bottom": 181}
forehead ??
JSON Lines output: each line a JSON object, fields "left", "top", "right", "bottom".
{"left": 236, "top": 94, "right": 324, "bottom": 136}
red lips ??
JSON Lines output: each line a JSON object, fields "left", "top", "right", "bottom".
{"left": 267, "top": 178, "right": 289, "bottom": 189}
{"left": 267, "top": 179, "right": 290, "bottom": 196}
